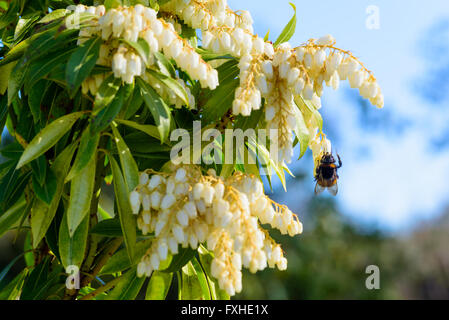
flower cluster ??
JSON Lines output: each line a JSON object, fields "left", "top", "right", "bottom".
{"left": 72, "top": 2, "right": 384, "bottom": 166}
{"left": 69, "top": 4, "right": 218, "bottom": 90}
{"left": 130, "top": 165, "right": 302, "bottom": 296}
{"left": 160, "top": 1, "right": 383, "bottom": 165}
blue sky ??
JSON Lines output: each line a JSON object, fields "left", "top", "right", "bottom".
{"left": 228, "top": 0, "right": 449, "bottom": 231}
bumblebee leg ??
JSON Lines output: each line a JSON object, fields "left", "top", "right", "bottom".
{"left": 337, "top": 154, "right": 342, "bottom": 168}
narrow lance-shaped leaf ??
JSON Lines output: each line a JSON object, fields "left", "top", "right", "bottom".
{"left": 105, "top": 267, "right": 146, "bottom": 300}
{"left": 0, "top": 254, "right": 25, "bottom": 290}
{"left": 90, "top": 218, "right": 123, "bottom": 237}
{"left": 101, "top": 239, "right": 153, "bottom": 275}
{"left": 146, "top": 68, "right": 189, "bottom": 106}
{"left": 273, "top": 3, "right": 297, "bottom": 47}
{"left": 293, "top": 106, "right": 310, "bottom": 160}
{"left": 161, "top": 247, "right": 197, "bottom": 273}
{"left": 26, "top": 49, "right": 75, "bottom": 89}
{"left": 32, "top": 168, "right": 57, "bottom": 205}
{"left": 110, "top": 157, "right": 136, "bottom": 263}
{"left": 120, "top": 39, "right": 150, "bottom": 66}
{"left": 191, "top": 257, "right": 212, "bottom": 300}
{"left": 180, "top": 261, "right": 207, "bottom": 300}
{"left": 38, "top": 9, "right": 70, "bottom": 24}
{"left": 202, "top": 78, "right": 239, "bottom": 125}
{"left": 0, "top": 197, "right": 27, "bottom": 238}
{"left": 66, "top": 151, "right": 96, "bottom": 237}
{"left": 197, "top": 245, "right": 230, "bottom": 300}
{"left": 30, "top": 143, "right": 77, "bottom": 247}
{"left": 153, "top": 52, "right": 176, "bottom": 78}
{"left": 66, "top": 37, "right": 102, "bottom": 96}
{"left": 137, "top": 77, "right": 172, "bottom": 144}
{"left": 146, "top": 271, "right": 173, "bottom": 300}
{"left": 111, "top": 124, "right": 139, "bottom": 192}
{"left": 0, "top": 269, "right": 28, "bottom": 300}
{"left": 8, "top": 55, "right": 28, "bottom": 106}
{"left": 17, "top": 112, "right": 84, "bottom": 169}
{"left": 0, "top": 62, "right": 16, "bottom": 95}
{"left": 59, "top": 211, "right": 89, "bottom": 269}
{"left": 93, "top": 74, "right": 122, "bottom": 116}
{"left": 91, "top": 83, "right": 132, "bottom": 134}
{"left": 115, "top": 119, "right": 162, "bottom": 142}
{"left": 65, "top": 125, "right": 100, "bottom": 182}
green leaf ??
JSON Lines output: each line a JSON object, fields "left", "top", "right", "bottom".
{"left": 32, "top": 168, "right": 57, "bottom": 205}
{"left": 66, "top": 151, "right": 96, "bottom": 237}
{"left": 21, "top": 256, "right": 64, "bottom": 300}
{"left": 202, "top": 78, "right": 239, "bottom": 125}
{"left": 66, "top": 125, "right": 100, "bottom": 182}
{"left": 146, "top": 68, "right": 189, "bottom": 106}
{"left": 0, "top": 197, "right": 27, "bottom": 238}
{"left": 122, "top": 87, "right": 144, "bottom": 119}
{"left": 101, "top": 238, "right": 153, "bottom": 275}
{"left": 66, "top": 37, "right": 102, "bottom": 95}
{"left": 38, "top": 9, "right": 70, "bottom": 24}
{"left": 90, "top": 218, "right": 123, "bottom": 237}
{"left": 0, "top": 269, "right": 28, "bottom": 300}
{"left": 59, "top": 209, "right": 89, "bottom": 269}
{"left": 197, "top": 245, "right": 230, "bottom": 300}
{"left": 296, "top": 95, "right": 323, "bottom": 132}
{"left": 23, "top": 25, "right": 78, "bottom": 64}
{"left": 105, "top": 267, "right": 146, "bottom": 300}
{"left": 120, "top": 38, "right": 150, "bottom": 66}
{"left": 264, "top": 30, "right": 270, "bottom": 42}
{"left": 8, "top": 55, "right": 28, "bottom": 105}
{"left": 273, "top": 3, "right": 297, "bottom": 47}
{"left": 30, "top": 156, "right": 46, "bottom": 187}
{"left": 153, "top": 52, "right": 176, "bottom": 78}
{"left": 0, "top": 253, "right": 25, "bottom": 290}
{"left": 28, "top": 80, "right": 48, "bottom": 124}
{"left": 26, "top": 49, "right": 75, "bottom": 88}
{"left": 116, "top": 119, "right": 162, "bottom": 142}
{"left": 191, "top": 257, "right": 211, "bottom": 300}
{"left": 247, "top": 136, "right": 287, "bottom": 191}
{"left": 195, "top": 48, "right": 234, "bottom": 62}
{"left": 17, "top": 112, "right": 84, "bottom": 169}
{"left": 93, "top": 74, "right": 122, "bottom": 116}
{"left": 293, "top": 106, "right": 310, "bottom": 160}
{"left": 30, "top": 143, "right": 77, "bottom": 247}
{"left": 0, "top": 142, "right": 24, "bottom": 160}
{"left": 20, "top": 256, "right": 51, "bottom": 300}
{"left": 137, "top": 77, "right": 172, "bottom": 144}
{"left": 91, "top": 83, "right": 132, "bottom": 134}
{"left": 14, "top": 13, "right": 41, "bottom": 43}
{"left": 110, "top": 157, "right": 136, "bottom": 263}
{"left": 0, "top": 62, "right": 16, "bottom": 95}
{"left": 161, "top": 247, "right": 196, "bottom": 273}
{"left": 146, "top": 271, "right": 173, "bottom": 300}
{"left": 104, "top": 0, "right": 122, "bottom": 9}
{"left": 0, "top": 0, "right": 20, "bottom": 29}
{"left": 111, "top": 124, "right": 139, "bottom": 192}
{"left": 180, "top": 261, "right": 206, "bottom": 300}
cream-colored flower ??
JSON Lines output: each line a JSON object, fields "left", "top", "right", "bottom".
{"left": 131, "top": 165, "right": 302, "bottom": 296}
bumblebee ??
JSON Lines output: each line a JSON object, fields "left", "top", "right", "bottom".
{"left": 314, "top": 152, "right": 342, "bottom": 196}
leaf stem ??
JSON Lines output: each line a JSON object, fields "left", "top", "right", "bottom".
{"left": 79, "top": 275, "right": 123, "bottom": 300}
{"left": 81, "top": 237, "right": 123, "bottom": 287}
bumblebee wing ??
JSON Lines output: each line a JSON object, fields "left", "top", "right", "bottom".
{"left": 328, "top": 183, "right": 338, "bottom": 196}
{"left": 315, "top": 183, "right": 326, "bottom": 195}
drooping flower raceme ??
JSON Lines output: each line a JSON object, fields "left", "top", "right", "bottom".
{"left": 159, "top": 1, "right": 384, "bottom": 164}
{"left": 130, "top": 166, "right": 302, "bottom": 296}
{"left": 70, "top": 3, "right": 219, "bottom": 96}
{"left": 71, "top": 2, "right": 383, "bottom": 165}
